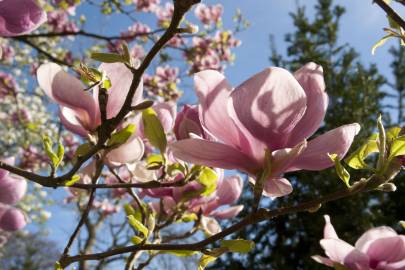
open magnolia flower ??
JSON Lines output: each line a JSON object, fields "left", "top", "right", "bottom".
{"left": 0, "top": 158, "right": 27, "bottom": 231}
{"left": 313, "top": 215, "right": 405, "bottom": 270}
{"left": 37, "top": 62, "right": 144, "bottom": 165}
{"left": 170, "top": 62, "right": 360, "bottom": 197}
{"left": 0, "top": 0, "right": 47, "bottom": 37}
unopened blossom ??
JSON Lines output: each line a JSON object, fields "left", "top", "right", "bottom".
{"left": 313, "top": 215, "right": 405, "bottom": 270}
{"left": 0, "top": 0, "right": 47, "bottom": 37}
{"left": 0, "top": 158, "right": 27, "bottom": 231}
{"left": 194, "top": 4, "right": 223, "bottom": 26}
{"left": 37, "top": 62, "right": 145, "bottom": 165}
{"left": 171, "top": 62, "right": 360, "bottom": 198}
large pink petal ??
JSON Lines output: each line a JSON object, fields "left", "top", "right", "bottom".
{"left": 231, "top": 67, "right": 307, "bottom": 150}
{"left": 0, "top": 205, "right": 26, "bottom": 231}
{"left": 153, "top": 102, "right": 177, "bottom": 133}
{"left": 323, "top": 215, "right": 339, "bottom": 239}
{"left": 96, "top": 63, "right": 143, "bottom": 119}
{"left": 288, "top": 62, "right": 328, "bottom": 146}
{"left": 386, "top": 259, "right": 405, "bottom": 270}
{"left": 106, "top": 135, "right": 144, "bottom": 165}
{"left": 366, "top": 236, "right": 405, "bottom": 264}
{"left": 194, "top": 70, "right": 264, "bottom": 162}
{"left": 0, "top": 175, "right": 26, "bottom": 204}
{"left": 170, "top": 138, "right": 260, "bottom": 174}
{"left": 262, "top": 177, "right": 293, "bottom": 198}
{"left": 287, "top": 123, "right": 360, "bottom": 171}
{"left": 60, "top": 106, "right": 91, "bottom": 136}
{"left": 320, "top": 239, "right": 369, "bottom": 269}
{"left": 216, "top": 175, "right": 243, "bottom": 205}
{"left": 37, "top": 63, "right": 97, "bottom": 128}
{"left": 0, "top": 0, "right": 47, "bottom": 37}
{"left": 210, "top": 205, "right": 244, "bottom": 219}
{"left": 355, "top": 226, "right": 398, "bottom": 253}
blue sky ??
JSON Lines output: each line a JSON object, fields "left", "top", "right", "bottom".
{"left": 36, "top": 0, "right": 404, "bottom": 263}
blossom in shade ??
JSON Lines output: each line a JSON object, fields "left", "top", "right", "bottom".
{"left": 170, "top": 62, "right": 360, "bottom": 198}
{"left": 0, "top": 158, "right": 27, "bottom": 231}
{"left": 312, "top": 215, "right": 405, "bottom": 270}
{"left": 0, "top": 0, "right": 47, "bottom": 37}
{"left": 37, "top": 62, "right": 145, "bottom": 165}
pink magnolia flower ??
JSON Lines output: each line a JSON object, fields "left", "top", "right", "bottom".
{"left": 194, "top": 4, "right": 223, "bottom": 26}
{"left": 37, "top": 62, "right": 145, "bottom": 165}
{"left": 0, "top": 0, "right": 47, "bottom": 37}
{"left": 170, "top": 63, "right": 360, "bottom": 198}
{"left": 313, "top": 215, "right": 405, "bottom": 270}
{"left": 0, "top": 158, "right": 27, "bottom": 231}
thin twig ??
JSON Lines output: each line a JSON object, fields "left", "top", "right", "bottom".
{"left": 374, "top": 0, "right": 405, "bottom": 29}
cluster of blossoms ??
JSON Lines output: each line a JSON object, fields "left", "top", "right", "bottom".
{"left": 0, "top": 71, "right": 16, "bottom": 99}
{"left": 144, "top": 66, "right": 181, "bottom": 101}
{"left": 186, "top": 31, "right": 241, "bottom": 74}
{"left": 194, "top": 3, "right": 223, "bottom": 27}
{"left": 46, "top": 10, "right": 79, "bottom": 33}
{"left": 313, "top": 215, "right": 405, "bottom": 270}
{"left": 0, "top": 158, "right": 27, "bottom": 235}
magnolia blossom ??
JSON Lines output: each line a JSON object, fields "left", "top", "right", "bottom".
{"left": 194, "top": 4, "right": 223, "bottom": 26}
{"left": 0, "top": 158, "right": 27, "bottom": 231}
{"left": 174, "top": 105, "right": 206, "bottom": 140}
{"left": 37, "top": 62, "right": 145, "bottom": 165}
{"left": 0, "top": 0, "right": 47, "bottom": 37}
{"left": 313, "top": 215, "right": 405, "bottom": 270}
{"left": 171, "top": 63, "right": 360, "bottom": 198}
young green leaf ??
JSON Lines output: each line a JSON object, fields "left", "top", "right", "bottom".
{"left": 146, "top": 154, "right": 164, "bottom": 169}
{"left": 64, "top": 175, "right": 81, "bottom": 187}
{"left": 43, "top": 135, "right": 60, "bottom": 169}
{"left": 91, "top": 52, "right": 125, "bottom": 63}
{"left": 163, "top": 250, "right": 198, "bottom": 257}
{"left": 389, "top": 136, "right": 405, "bottom": 159}
{"left": 131, "top": 236, "right": 143, "bottom": 245}
{"left": 328, "top": 153, "right": 350, "bottom": 188}
{"left": 198, "top": 167, "right": 218, "bottom": 196}
{"left": 56, "top": 141, "right": 64, "bottom": 167}
{"left": 127, "top": 215, "right": 149, "bottom": 238}
{"left": 400, "top": 221, "right": 405, "bottom": 230}
{"left": 345, "top": 135, "right": 378, "bottom": 170}
{"left": 54, "top": 261, "right": 63, "bottom": 270}
{"left": 198, "top": 254, "right": 218, "bottom": 270}
{"left": 220, "top": 239, "right": 255, "bottom": 253}
{"left": 371, "top": 34, "right": 393, "bottom": 55}
{"left": 142, "top": 108, "right": 167, "bottom": 153}
{"left": 107, "top": 124, "right": 136, "bottom": 147}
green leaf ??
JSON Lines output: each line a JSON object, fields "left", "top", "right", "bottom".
{"left": 387, "top": 126, "right": 402, "bottom": 141}
{"left": 122, "top": 42, "right": 131, "bottom": 64}
{"left": 43, "top": 135, "right": 60, "bottom": 169}
{"left": 178, "top": 212, "right": 198, "bottom": 223}
{"left": 54, "top": 261, "right": 63, "bottom": 270}
{"left": 389, "top": 136, "right": 405, "bottom": 159}
{"left": 56, "top": 141, "right": 64, "bottom": 167}
{"left": 74, "top": 143, "right": 92, "bottom": 158}
{"left": 198, "top": 254, "right": 218, "bottom": 270}
{"left": 220, "top": 239, "right": 255, "bottom": 253}
{"left": 142, "top": 108, "right": 167, "bottom": 153}
{"left": 372, "top": 34, "right": 393, "bottom": 55}
{"left": 64, "top": 175, "right": 81, "bottom": 187}
{"left": 198, "top": 167, "right": 218, "bottom": 196}
{"left": 400, "top": 221, "right": 405, "bottom": 230}
{"left": 131, "top": 235, "right": 143, "bottom": 245}
{"left": 124, "top": 204, "right": 143, "bottom": 222}
{"left": 132, "top": 100, "right": 154, "bottom": 111}
{"left": 163, "top": 250, "right": 198, "bottom": 257}
{"left": 107, "top": 124, "right": 136, "bottom": 147}
{"left": 91, "top": 52, "right": 125, "bottom": 63}
{"left": 128, "top": 215, "right": 149, "bottom": 238}
{"left": 167, "top": 163, "right": 186, "bottom": 176}
{"left": 345, "top": 135, "right": 378, "bottom": 170}
{"left": 146, "top": 154, "right": 164, "bottom": 169}
{"left": 328, "top": 153, "right": 350, "bottom": 188}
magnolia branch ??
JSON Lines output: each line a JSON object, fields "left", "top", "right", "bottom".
{"left": 59, "top": 174, "right": 387, "bottom": 267}
{"left": 374, "top": 0, "right": 405, "bottom": 29}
